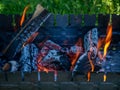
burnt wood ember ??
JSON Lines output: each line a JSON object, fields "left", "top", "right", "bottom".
{"left": 66, "top": 44, "right": 83, "bottom": 69}
{"left": 2, "top": 4, "right": 51, "bottom": 58}
{"left": 19, "top": 44, "right": 38, "bottom": 72}
{"left": 72, "top": 28, "right": 98, "bottom": 75}
{"left": 72, "top": 53, "right": 91, "bottom": 74}
{"left": 37, "top": 40, "right": 71, "bottom": 71}
{"left": 40, "top": 50, "right": 71, "bottom": 71}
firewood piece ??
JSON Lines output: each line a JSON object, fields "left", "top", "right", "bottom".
{"left": 72, "top": 52, "right": 91, "bottom": 76}
{"left": 72, "top": 28, "right": 98, "bottom": 75}
{"left": 19, "top": 44, "right": 38, "bottom": 72}
{"left": 84, "top": 28, "right": 98, "bottom": 52}
{"left": 3, "top": 4, "right": 51, "bottom": 58}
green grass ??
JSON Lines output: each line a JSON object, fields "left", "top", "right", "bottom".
{"left": 0, "top": 0, "right": 120, "bottom": 15}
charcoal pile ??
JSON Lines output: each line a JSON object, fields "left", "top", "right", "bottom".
{"left": 0, "top": 28, "right": 100, "bottom": 73}
{"left": 0, "top": 26, "right": 120, "bottom": 75}
{"left": 0, "top": 4, "right": 119, "bottom": 75}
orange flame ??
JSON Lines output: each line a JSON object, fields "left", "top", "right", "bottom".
{"left": 20, "top": 5, "right": 30, "bottom": 26}
{"left": 87, "top": 71, "right": 91, "bottom": 81}
{"left": 37, "top": 65, "right": 49, "bottom": 73}
{"left": 103, "top": 23, "right": 112, "bottom": 58}
{"left": 103, "top": 74, "right": 107, "bottom": 82}
{"left": 70, "top": 38, "right": 83, "bottom": 70}
{"left": 97, "top": 37, "right": 105, "bottom": 50}
{"left": 88, "top": 52, "right": 94, "bottom": 72}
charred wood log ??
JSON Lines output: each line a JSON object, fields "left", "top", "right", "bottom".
{"left": 40, "top": 50, "right": 71, "bottom": 71}
{"left": 72, "top": 53, "right": 91, "bottom": 75}
{"left": 37, "top": 40, "right": 71, "bottom": 71}
{"left": 72, "top": 28, "right": 98, "bottom": 76}
{"left": 2, "top": 4, "right": 51, "bottom": 58}
{"left": 19, "top": 44, "right": 38, "bottom": 72}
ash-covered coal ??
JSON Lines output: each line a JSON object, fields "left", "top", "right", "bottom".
{"left": 37, "top": 40, "right": 71, "bottom": 71}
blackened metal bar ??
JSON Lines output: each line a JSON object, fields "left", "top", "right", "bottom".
{"left": 4, "top": 72, "right": 8, "bottom": 81}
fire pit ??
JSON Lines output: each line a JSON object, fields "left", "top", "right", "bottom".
{"left": 0, "top": 4, "right": 120, "bottom": 90}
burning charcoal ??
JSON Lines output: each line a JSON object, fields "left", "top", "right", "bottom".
{"left": 37, "top": 40, "right": 62, "bottom": 69}
{"left": 38, "top": 49, "right": 71, "bottom": 71}
{"left": 37, "top": 40, "right": 71, "bottom": 72}
{"left": 72, "top": 28, "right": 98, "bottom": 75}
{"left": 66, "top": 38, "right": 84, "bottom": 70}
{"left": 72, "top": 53, "right": 91, "bottom": 75}
{"left": 2, "top": 4, "right": 51, "bottom": 58}
{"left": 19, "top": 44, "right": 38, "bottom": 72}
{"left": 67, "top": 45, "right": 83, "bottom": 69}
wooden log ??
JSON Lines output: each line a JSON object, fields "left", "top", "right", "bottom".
{"left": 72, "top": 28, "right": 98, "bottom": 76}
{"left": 2, "top": 4, "right": 51, "bottom": 58}
{"left": 19, "top": 44, "right": 38, "bottom": 72}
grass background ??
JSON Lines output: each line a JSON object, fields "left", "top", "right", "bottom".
{"left": 0, "top": 0, "right": 119, "bottom": 15}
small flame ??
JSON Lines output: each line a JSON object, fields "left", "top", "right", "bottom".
{"left": 38, "top": 65, "right": 49, "bottom": 73}
{"left": 20, "top": 5, "right": 30, "bottom": 26}
{"left": 103, "top": 23, "right": 112, "bottom": 58}
{"left": 97, "top": 37, "right": 105, "bottom": 50}
{"left": 87, "top": 71, "right": 91, "bottom": 81}
{"left": 70, "top": 38, "right": 83, "bottom": 70}
{"left": 88, "top": 52, "right": 94, "bottom": 72}
{"left": 103, "top": 74, "right": 107, "bottom": 82}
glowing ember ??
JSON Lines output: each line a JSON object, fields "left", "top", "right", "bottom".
{"left": 23, "top": 32, "right": 39, "bottom": 46}
{"left": 37, "top": 65, "right": 49, "bottom": 73}
{"left": 20, "top": 5, "right": 30, "bottom": 26}
{"left": 87, "top": 71, "right": 91, "bottom": 81}
{"left": 103, "top": 23, "right": 112, "bottom": 58}
{"left": 103, "top": 74, "right": 107, "bottom": 82}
